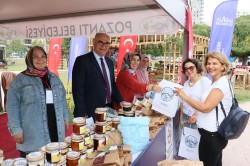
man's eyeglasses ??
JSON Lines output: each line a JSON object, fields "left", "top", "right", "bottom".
{"left": 184, "top": 66, "right": 195, "bottom": 72}
{"left": 97, "top": 40, "right": 111, "bottom": 47}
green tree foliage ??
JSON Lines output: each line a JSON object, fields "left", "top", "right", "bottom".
{"left": 193, "top": 24, "right": 211, "bottom": 37}
{"left": 62, "top": 38, "right": 71, "bottom": 59}
{"left": 31, "top": 39, "right": 44, "bottom": 47}
{"left": 231, "top": 15, "right": 250, "bottom": 65}
{"left": 8, "top": 40, "right": 25, "bottom": 57}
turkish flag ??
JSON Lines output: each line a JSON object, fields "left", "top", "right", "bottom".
{"left": 48, "top": 38, "right": 63, "bottom": 76}
{"left": 117, "top": 36, "right": 138, "bottom": 74}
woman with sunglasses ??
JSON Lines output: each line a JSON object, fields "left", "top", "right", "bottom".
{"left": 180, "top": 58, "right": 211, "bottom": 128}
{"left": 175, "top": 52, "right": 232, "bottom": 166}
{"left": 115, "top": 52, "right": 162, "bottom": 109}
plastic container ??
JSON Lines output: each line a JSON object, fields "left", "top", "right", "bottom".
{"left": 73, "top": 117, "right": 86, "bottom": 135}
{"left": 71, "top": 134, "right": 84, "bottom": 151}
{"left": 45, "top": 142, "right": 61, "bottom": 163}
{"left": 66, "top": 151, "right": 80, "bottom": 166}
{"left": 95, "top": 108, "right": 107, "bottom": 122}
{"left": 26, "top": 151, "right": 44, "bottom": 166}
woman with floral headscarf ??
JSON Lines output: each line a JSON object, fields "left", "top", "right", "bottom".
{"left": 135, "top": 54, "right": 150, "bottom": 99}
{"left": 7, "top": 46, "right": 69, "bottom": 157}
{"left": 115, "top": 52, "right": 161, "bottom": 109}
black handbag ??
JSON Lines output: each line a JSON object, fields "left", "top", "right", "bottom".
{"left": 216, "top": 81, "right": 250, "bottom": 140}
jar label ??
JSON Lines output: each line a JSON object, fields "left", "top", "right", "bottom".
{"left": 51, "top": 151, "right": 61, "bottom": 163}
{"left": 84, "top": 137, "right": 91, "bottom": 145}
{"left": 98, "top": 139, "right": 106, "bottom": 147}
{"left": 103, "top": 112, "right": 106, "bottom": 120}
{"left": 102, "top": 126, "right": 106, "bottom": 133}
{"left": 80, "top": 126, "right": 86, "bottom": 134}
{"left": 79, "top": 142, "right": 84, "bottom": 151}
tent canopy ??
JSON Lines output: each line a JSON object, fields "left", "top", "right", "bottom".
{"left": 0, "top": 0, "right": 188, "bottom": 39}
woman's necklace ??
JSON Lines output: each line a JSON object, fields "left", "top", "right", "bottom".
{"left": 188, "top": 75, "right": 201, "bottom": 87}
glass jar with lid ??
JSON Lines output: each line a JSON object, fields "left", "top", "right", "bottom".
{"left": 73, "top": 117, "right": 86, "bottom": 135}
{"left": 95, "top": 121, "right": 106, "bottom": 134}
{"left": 71, "top": 134, "right": 84, "bottom": 151}
{"left": 60, "top": 142, "right": 69, "bottom": 155}
{"left": 45, "top": 142, "right": 61, "bottom": 163}
{"left": 79, "top": 147, "right": 87, "bottom": 164}
{"left": 106, "top": 117, "right": 112, "bottom": 131}
{"left": 123, "top": 102, "right": 132, "bottom": 112}
{"left": 93, "top": 134, "right": 106, "bottom": 150}
{"left": 112, "top": 117, "right": 120, "bottom": 130}
{"left": 26, "top": 151, "right": 45, "bottom": 166}
{"left": 56, "top": 155, "right": 66, "bottom": 166}
{"left": 95, "top": 108, "right": 107, "bottom": 122}
{"left": 64, "top": 136, "right": 71, "bottom": 147}
{"left": 66, "top": 151, "right": 80, "bottom": 166}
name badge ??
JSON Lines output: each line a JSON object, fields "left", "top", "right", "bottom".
{"left": 46, "top": 89, "right": 54, "bottom": 104}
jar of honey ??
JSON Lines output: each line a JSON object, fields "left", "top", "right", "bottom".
{"left": 60, "top": 142, "right": 69, "bottom": 155}
{"left": 73, "top": 117, "right": 86, "bottom": 135}
{"left": 124, "top": 111, "right": 135, "bottom": 117}
{"left": 118, "top": 108, "right": 124, "bottom": 116}
{"left": 79, "top": 147, "right": 87, "bottom": 164}
{"left": 93, "top": 134, "right": 106, "bottom": 150}
{"left": 71, "top": 134, "right": 84, "bottom": 151}
{"left": 66, "top": 151, "right": 80, "bottom": 166}
{"left": 26, "top": 151, "right": 45, "bottom": 166}
{"left": 45, "top": 142, "right": 61, "bottom": 163}
{"left": 112, "top": 117, "right": 120, "bottom": 130}
{"left": 95, "top": 121, "right": 106, "bottom": 134}
{"left": 95, "top": 108, "right": 107, "bottom": 122}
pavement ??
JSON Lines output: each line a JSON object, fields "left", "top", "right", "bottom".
{"left": 222, "top": 101, "right": 250, "bottom": 166}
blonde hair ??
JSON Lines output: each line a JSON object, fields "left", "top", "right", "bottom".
{"left": 203, "top": 51, "right": 230, "bottom": 74}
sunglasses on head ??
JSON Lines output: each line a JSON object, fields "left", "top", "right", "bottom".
{"left": 184, "top": 66, "right": 195, "bottom": 72}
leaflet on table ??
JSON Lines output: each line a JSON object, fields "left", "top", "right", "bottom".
{"left": 152, "top": 80, "right": 183, "bottom": 118}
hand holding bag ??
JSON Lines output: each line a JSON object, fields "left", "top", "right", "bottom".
{"left": 216, "top": 81, "right": 250, "bottom": 140}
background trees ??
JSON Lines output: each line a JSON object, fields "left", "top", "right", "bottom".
{"left": 232, "top": 15, "right": 250, "bottom": 65}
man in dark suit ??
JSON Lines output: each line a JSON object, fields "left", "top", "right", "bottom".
{"left": 72, "top": 33, "right": 123, "bottom": 120}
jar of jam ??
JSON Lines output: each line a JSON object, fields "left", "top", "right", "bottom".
{"left": 95, "top": 121, "right": 106, "bottom": 134}
{"left": 73, "top": 117, "right": 86, "bottom": 135}
{"left": 66, "top": 151, "right": 80, "bottom": 166}
{"left": 45, "top": 142, "right": 61, "bottom": 163}
{"left": 106, "top": 117, "right": 112, "bottom": 131}
{"left": 112, "top": 117, "right": 120, "bottom": 130}
{"left": 123, "top": 102, "right": 132, "bottom": 112}
{"left": 26, "top": 151, "right": 44, "bottom": 166}
{"left": 60, "top": 142, "right": 69, "bottom": 155}
{"left": 71, "top": 134, "right": 84, "bottom": 151}
{"left": 39, "top": 145, "right": 46, "bottom": 157}
{"left": 93, "top": 134, "right": 106, "bottom": 150}
{"left": 95, "top": 108, "right": 107, "bottom": 122}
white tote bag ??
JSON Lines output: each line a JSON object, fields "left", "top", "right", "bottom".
{"left": 178, "top": 127, "right": 200, "bottom": 161}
